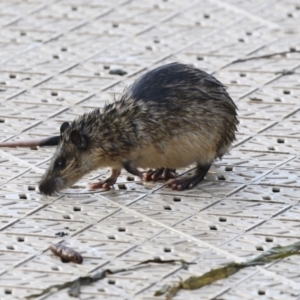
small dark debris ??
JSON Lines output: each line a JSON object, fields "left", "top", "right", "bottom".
{"left": 249, "top": 97, "right": 263, "bottom": 102}
{"left": 55, "top": 232, "right": 69, "bottom": 237}
{"left": 278, "top": 70, "right": 295, "bottom": 75}
{"left": 50, "top": 244, "right": 83, "bottom": 264}
{"left": 109, "top": 69, "right": 127, "bottom": 76}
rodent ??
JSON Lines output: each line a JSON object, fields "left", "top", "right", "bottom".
{"left": 0, "top": 63, "right": 239, "bottom": 195}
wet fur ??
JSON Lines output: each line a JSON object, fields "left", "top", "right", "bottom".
{"left": 39, "top": 63, "right": 238, "bottom": 195}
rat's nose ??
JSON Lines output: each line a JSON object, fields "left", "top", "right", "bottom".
{"left": 39, "top": 178, "right": 57, "bottom": 196}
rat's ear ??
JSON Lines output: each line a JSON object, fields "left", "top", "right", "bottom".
{"left": 60, "top": 122, "right": 70, "bottom": 135}
{"left": 69, "top": 130, "right": 87, "bottom": 150}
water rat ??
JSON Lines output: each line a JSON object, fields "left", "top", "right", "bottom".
{"left": 0, "top": 63, "right": 238, "bottom": 195}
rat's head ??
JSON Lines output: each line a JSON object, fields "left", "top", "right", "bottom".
{"left": 39, "top": 121, "right": 97, "bottom": 196}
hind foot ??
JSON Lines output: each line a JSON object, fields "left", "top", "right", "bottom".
{"left": 89, "top": 168, "right": 121, "bottom": 190}
{"left": 144, "top": 168, "right": 176, "bottom": 181}
{"left": 167, "top": 164, "right": 211, "bottom": 190}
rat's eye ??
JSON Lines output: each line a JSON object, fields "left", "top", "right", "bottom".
{"left": 55, "top": 158, "right": 66, "bottom": 169}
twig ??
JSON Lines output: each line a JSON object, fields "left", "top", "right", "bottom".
{"left": 25, "top": 258, "right": 191, "bottom": 299}
{"left": 232, "top": 50, "right": 300, "bottom": 64}
{"left": 157, "top": 241, "right": 300, "bottom": 299}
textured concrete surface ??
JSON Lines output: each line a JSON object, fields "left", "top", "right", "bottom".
{"left": 0, "top": 0, "right": 300, "bottom": 299}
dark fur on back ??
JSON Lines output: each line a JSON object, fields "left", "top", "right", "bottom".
{"left": 129, "top": 62, "right": 237, "bottom": 116}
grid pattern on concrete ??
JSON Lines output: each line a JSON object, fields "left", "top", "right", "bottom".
{"left": 0, "top": 0, "right": 300, "bottom": 299}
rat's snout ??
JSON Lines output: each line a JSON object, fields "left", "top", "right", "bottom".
{"left": 39, "top": 178, "right": 56, "bottom": 196}
{"left": 39, "top": 176, "right": 65, "bottom": 196}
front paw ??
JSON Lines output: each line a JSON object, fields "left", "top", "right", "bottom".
{"left": 89, "top": 177, "right": 117, "bottom": 190}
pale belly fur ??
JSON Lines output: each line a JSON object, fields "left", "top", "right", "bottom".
{"left": 131, "top": 132, "right": 218, "bottom": 169}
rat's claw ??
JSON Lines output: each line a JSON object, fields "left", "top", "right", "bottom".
{"left": 145, "top": 168, "right": 176, "bottom": 181}
{"left": 89, "top": 180, "right": 111, "bottom": 190}
{"left": 89, "top": 168, "right": 121, "bottom": 191}
{"left": 89, "top": 176, "right": 117, "bottom": 190}
{"left": 166, "top": 170, "right": 208, "bottom": 190}
{"left": 144, "top": 168, "right": 163, "bottom": 181}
